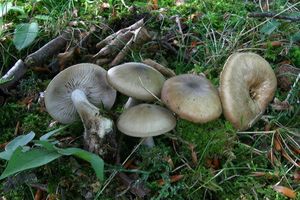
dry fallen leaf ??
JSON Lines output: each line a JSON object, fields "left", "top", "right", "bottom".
{"left": 273, "top": 185, "right": 296, "bottom": 199}
{"left": 188, "top": 144, "right": 198, "bottom": 166}
{"left": 274, "top": 134, "right": 282, "bottom": 152}
{"left": 164, "top": 156, "right": 175, "bottom": 169}
{"left": 157, "top": 175, "right": 184, "bottom": 186}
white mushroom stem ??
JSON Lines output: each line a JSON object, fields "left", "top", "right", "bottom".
{"left": 143, "top": 137, "right": 155, "bottom": 147}
{"left": 71, "top": 89, "right": 113, "bottom": 137}
{"left": 124, "top": 97, "right": 141, "bottom": 109}
{"left": 123, "top": 98, "right": 155, "bottom": 148}
{"left": 71, "top": 89, "right": 115, "bottom": 156}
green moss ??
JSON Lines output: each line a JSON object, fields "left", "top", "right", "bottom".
{"left": 176, "top": 119, "right": 236, "bottom": 164}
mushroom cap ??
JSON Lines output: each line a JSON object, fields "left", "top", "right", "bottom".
{"left": 117, "top": 104, "right": 176, "bottom": 137}
{"left": 161, "top": 74, "right": 222, "bottom": 123}
{"left": 107, "top": 62, "right": 166, "bottom": 101}
{"left": 219, "top": 52, "right": 277, "bottom": 130}
{"left": 45, "top": 63, "right": 116, "bottom": 124}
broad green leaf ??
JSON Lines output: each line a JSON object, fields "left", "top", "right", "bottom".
{"left": 36, "top": 140, "right": 104, "bottom": 181}
{"left": 34, "top": 140, "right": 57, "bottom": 151}
{"left": 39, "top": 125, "right": 69, "bottom": 141}
{"left": 56, "top": 147, "right": 104, "bottom": 181}
{"left": 5, "top": 132, "right": 35, "bottom": 151}
{"left": 0, "top": 132, "right": 35, "bottom": 160}
{"left": 13, "top": 22, "right": 39, "bottom": 50}
{"left": 260, "top": 20, "right": 280, "bottom": 35}
{"left": 0, "top": 147, "right": 61, "bottom": 180}
{"left": 0, "top": 3, "right": 24, "bottom": 17}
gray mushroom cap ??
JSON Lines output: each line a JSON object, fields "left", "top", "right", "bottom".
{"left": 107, "top": 62, "right": 166, "bottom": 101}
{"left": 45, "top": 63, "right": 116, "bottom": 124}
{"left": 219, "top": 52, "right": 277, "bottom": 130}
{"left": 161, "top": 74, "right": 222, "bottom": 123}
{"left": 117, "top": 104, "right": 176, "bottom": 137}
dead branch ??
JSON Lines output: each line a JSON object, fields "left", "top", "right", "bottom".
{"left": 142, "top": 59, "right": 176, "bottom": 77}
{"left": 0, "top": 59, "right": 27, "bottom": 89}
{"left": 248, "top": 12, "right": 300, "bottom": 21}
{"left": 25, "top": 31, "right": 74, "bottom": 67}
{"left": 93, "top": 19, "right": 152, "bottom": 67}
{"left": 116, "top": 172, "right": 150, "bottom": 198}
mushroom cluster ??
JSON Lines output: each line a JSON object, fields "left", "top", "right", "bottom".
{"left": 44, "top": 52, "right": 277, "bottom": 159}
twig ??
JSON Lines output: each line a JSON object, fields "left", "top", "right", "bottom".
{"left": 0, "top": 59, "right": 27, "bottom": 89}
{"left": 142, "top": 59, "right": 176, "bottom": 77}
{"left": 25, "top": 31, "right": 73, "bottom": 67}
{"left": 241, "top": 2, "right": 300, "bottom": 37}
{"left": 116, "top": 172, "right": 150, "bottom": 198}
{"left": 248, "top": 12, "right": 300, "bottom": 21}
{"left": 285, "top": 72, "right": 300, "bottom": 102}
{"left": 138, "top": 76, "right": 162, "bottom": 103}
{"left": 237, "top": 130, "right": 276, "bottom": 134}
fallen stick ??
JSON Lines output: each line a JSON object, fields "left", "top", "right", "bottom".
{"left": 142, "top": 59, "right": 176, "bottom": 77}
{"left": 0, "top": 59, "right": 27, "bottom": 89}
{"left": 0, "top": 30, "right": 81, "bottom": 90}
{"left": 116, "top": 172, "right": 150, "bottom": 198}
{"left": 25, "top": 31, "right": 73, "bottom": 67}
{"left": 248, "top": 12, "right": 300, "bottom": 22}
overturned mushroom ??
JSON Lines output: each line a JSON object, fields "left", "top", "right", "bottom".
{"left": 161, "top": 74, "right": 222, "bottom": 123}
{"left": 219, "top": 52, "right": 277, "bottom": 130}
{"left": 117, "top": 104, "right": 176, "bottom": 147}
{"left": 107, "top": 62, "right": 165, "bottom": 109}
{"left": 45, "top": 63, "right": 117, "bottom": 157}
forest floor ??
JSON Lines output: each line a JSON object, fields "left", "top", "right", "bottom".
{"left": 0, "top": 0, "right": 299, "bottom": 199}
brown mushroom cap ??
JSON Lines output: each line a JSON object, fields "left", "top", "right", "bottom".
{"left": 117, "top": 104, "right": 176, "bottom": 137}
{"left": 107, "top": 62, "right": 165, "bottom": 101}
{"left": 161, "top": 74, "right": 222, "bottom": 123}
{"left": 219, "top": 52, "right": 277, "bottom": 130}
{"left": 45, "top": 63, "right": 116, "bottom": 124}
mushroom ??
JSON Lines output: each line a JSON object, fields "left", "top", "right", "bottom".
{"left": 219, "top": 52, "right": 277, "bottom": 130}
{"left": 44, "top": 63, "right": 117, "bottom": 157}
{"left": 161, "top": 74, "right": 222, "bottom": 123}
{"left": 117, "top": 104, "right": 176, "bottom": 147}
{"left": 107, "top": 62, "right": 165, "bottom": 109}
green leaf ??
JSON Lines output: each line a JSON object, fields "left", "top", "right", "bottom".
{"left": 13, "top": 22, "right": 39, "bottom": 50}
{"left": 0, "top": 147, "right": 61, "bottom": 180}
{"left": 260, "top": 20, "right": 280, "bottom": 35}
{"left": 0, "top": 139, "right": 104, "bottom": 181}
{"left": 56, "top": 147, "right": 104, "bottom": 181}
{"left": 39, "top": 125, "right": 69, "bottom": 141}
{"left": 0, "top": 3, "right": 24, "bottom": 17}
{"left": 36, "top": 140, "right": 104, "bottom": 181}
{"left": 0, "top": 132, "right": 35, "bottom": 160}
